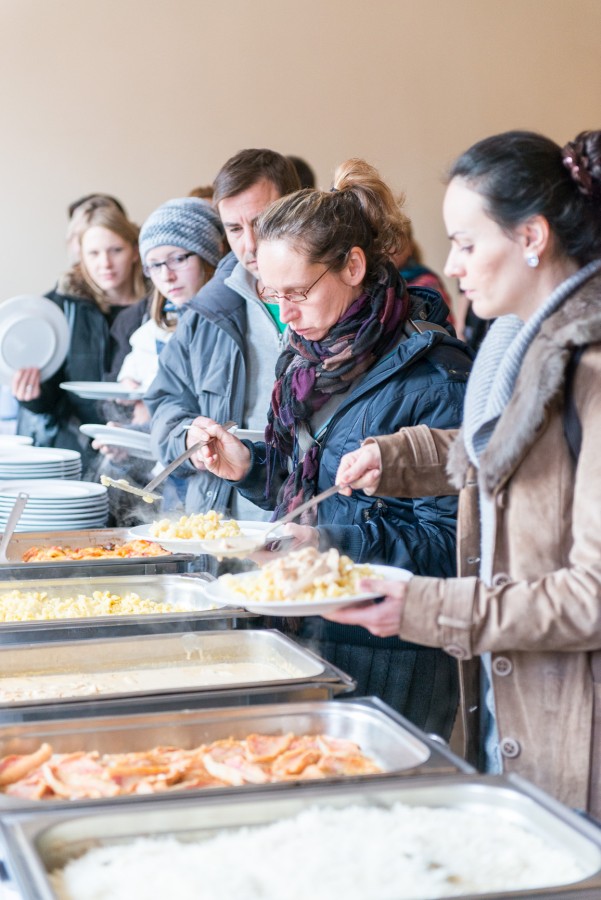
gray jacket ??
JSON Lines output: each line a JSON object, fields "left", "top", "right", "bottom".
{"left": 145, "top": 253, "right": 283, "bottom": 515}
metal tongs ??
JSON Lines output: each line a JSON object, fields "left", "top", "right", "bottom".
{"left": 211, "top": 483, "right": 346, "bottom": 558}
{"left": 101, "top": 421, "right": 237, "bottom": 503}
{"left": 264, "top": 483, "right": 344, "bottom": 544}
{"left": 0, "top": 491, "right": 29, "bottom": 563}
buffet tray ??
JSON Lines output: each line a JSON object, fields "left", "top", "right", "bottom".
{"left": 0, "top": 573, "right": 255, "bottom": 645}
{"left": 2, "top": 774, "right": 601, "bottom": 899}
{"left": 0, "top": 629, "right": 355, "bottom": 722}
{"left": 0, "top": 697, "right": 472, "bottom": 812}
{"left": 0, "top": 528, "right": 193, "bottom": 579}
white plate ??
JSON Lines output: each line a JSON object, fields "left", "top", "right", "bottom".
{"left": 232, "top": 428, "right": 265, "bottom": 443}
{"left": 11, "top": 521, "right": 107, "bottom": 533}
{"left": 0, "top": 480, "right": 107, "bottom": 500}
{"left": 0, "top": 295, "right": 70, "bottom": 385}
{"left": 0, "top": 447, "right": 81, "bottom": 463}
{"left": 0, "top": 463, "right": 81, "bottom": 472}
{"left": 9, "top": 505, "right": 108, "bottom": 519}
{"left": 0, "top": 435, "right": 33, "bottom": 446}
{"left": 128, "top": 521, "right": 272, "bottom": 556}
{"left": 62, "top": 382, "right": 145, "bottom": 401}
{"left": 79, "top": 424, "right": 154, "bottom": 460}
{"left": 200, "top": 564, "right": 413, "bottom": 615}
{"left": 6, "top": 517, "right": 109, "bottom": 529}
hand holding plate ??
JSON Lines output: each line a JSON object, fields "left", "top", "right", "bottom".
{"left": 323, "top": 576, "right": 410, "bottom": 637}
{"left": 11, "top": 367, "right": 41, "bottom": 402}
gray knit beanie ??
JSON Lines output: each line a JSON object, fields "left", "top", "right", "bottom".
{"left": 139, "top": 197, "right": 224, "bottom": 268}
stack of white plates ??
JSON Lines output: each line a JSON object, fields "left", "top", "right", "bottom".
{"left": 0, "top": 480, "right": 109, "bottom": 531}
{"left": 0, "top": 447, "right": 81, "bottom": 481}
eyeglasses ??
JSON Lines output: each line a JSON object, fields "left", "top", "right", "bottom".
{"left": 259, "top": 262, "right": 334, "bottom": 304}
{"left": 143, "top": 251, "right": 196, "bottom": 277}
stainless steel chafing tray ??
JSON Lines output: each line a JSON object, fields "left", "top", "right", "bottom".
{"left": 0, "top": 697, "right": 472, "bottom": 812}
{"left": 0, "top": 629, "right": 354, "bottom": 722}
{"left": 0, "top": 528, "right": 193, "bottom": 579}
{"left": 2, "top": 774, "right": 601, "bottom": 899}
{"left": 0, "top": 573, "right": 254, "bottom": 645}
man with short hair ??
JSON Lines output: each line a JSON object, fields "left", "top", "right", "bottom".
{"left": 146, "top": 150, "right": 300, "bottom": 517}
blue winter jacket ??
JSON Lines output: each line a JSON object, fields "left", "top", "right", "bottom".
{"left": 235, "top": 321, "right": 472, "bottom": 574}
{"left": 234, "top": 293, "right": 472, "bottom": 653}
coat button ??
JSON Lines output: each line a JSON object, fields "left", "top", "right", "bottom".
{"left": 492, "top": 656, "right": 513, "bottom": 676}
{"left": 496, "top": 489, "right": 508, "bottom": 508}
{"left": 500, "top": 737, "right": 521, "bottom": 759}
{"left": 492, "top": 572, "right": 511, "bottom": 587}
{"left": 444, "top": 644, "right": 467, "bottom": 660}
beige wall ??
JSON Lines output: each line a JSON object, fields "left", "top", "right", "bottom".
{"left": 2, "top": 0, "right": 601, "bottom": 309}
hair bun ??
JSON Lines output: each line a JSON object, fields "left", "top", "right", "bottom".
{"left": 562, "top": 132, "right": 601, "bottom": 200}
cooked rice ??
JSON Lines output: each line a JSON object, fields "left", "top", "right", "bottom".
{"left": 51, "top": 802, "right": 585, "bottom": 899}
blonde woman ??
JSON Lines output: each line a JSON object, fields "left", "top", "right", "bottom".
{"left": 13, "top": 203, "right": 147, "bottom": 455}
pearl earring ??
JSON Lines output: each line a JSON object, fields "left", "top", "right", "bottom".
{"left": 526, "top": 252, "right": 540, "bottom": 268}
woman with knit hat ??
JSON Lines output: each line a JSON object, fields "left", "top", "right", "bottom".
{"left": 93, "top": 197, "right": 224, "bottom": 514}
{"left": 117, "top": 197, "right": 224, "bottom": 407}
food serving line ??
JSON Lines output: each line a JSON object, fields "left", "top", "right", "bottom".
{"left": 0, "top": 520, "right": 600, "bottom": 898}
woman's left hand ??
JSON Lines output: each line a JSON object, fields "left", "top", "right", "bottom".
{"left": 323, "top": 576, "right": 408, "bottom": 638}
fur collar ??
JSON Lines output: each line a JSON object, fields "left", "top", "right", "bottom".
{"left": 447, "top": 272, "right": 601, "bottom": 494}
{"left": 56, "top": 265, "right": 96, "bottom": 302}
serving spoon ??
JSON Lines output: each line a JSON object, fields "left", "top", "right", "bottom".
{"left": 100, "top": 420, "right": 237, "bottom": 503}
{"left": 0, "top": 491, "right": 29, "bottom": 563}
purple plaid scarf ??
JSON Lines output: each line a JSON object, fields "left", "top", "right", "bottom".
{"left": 265, "top": 263, "right": 408, "bottom": 522}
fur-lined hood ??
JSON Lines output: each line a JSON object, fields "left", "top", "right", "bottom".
{"left": 447, "top": 271, "right": 601, "bottom": 495}
{"left": 55, "top": 265, "right": 97, "bottom": 303}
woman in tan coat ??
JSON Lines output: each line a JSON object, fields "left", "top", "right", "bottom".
{"left": 328, "top": 129, "right": 601, "bottom": 817}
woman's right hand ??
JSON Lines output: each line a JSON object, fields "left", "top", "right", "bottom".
{"left": 335, "top": 441, "right": 383, "bottom": 496}
{"left": 11, "top": 367, "right": 41, "bottom": 402}
{"left": 187, "top": 417, "right": 251, "bottom": 481}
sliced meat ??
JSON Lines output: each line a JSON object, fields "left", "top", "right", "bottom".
{"left": 203, "top": 740, "right": 269, "bottom": 785}
{"left": 245, "top": 732, "right": 294, "bottom": 762}
{"left": 0, "top": 743, "right": 53, "bottom": 785}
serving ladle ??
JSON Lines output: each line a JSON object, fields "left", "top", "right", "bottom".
{"left": 100, "top": 421, "right": 237, "bottom": 503}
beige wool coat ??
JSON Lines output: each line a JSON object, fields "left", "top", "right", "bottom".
{"left": 371, "top": 273, "right": 601, "bottom": 815}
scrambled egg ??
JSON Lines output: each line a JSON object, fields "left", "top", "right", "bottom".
{"left": 0, "top": 590, "right": 186, "bottom": 622}
{"left": 150, "top": 511, "right": 242, "bottom": 541}
{"left": 220, "top": 547, "right": 374, "bottom": 603}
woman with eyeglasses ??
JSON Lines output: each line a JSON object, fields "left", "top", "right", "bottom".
{"left": 114, "top": 197, "right": 225, "bottom": 425}
{"left": 13, "top": 202, "right": 147, "bottom": 459}
{"left": 190, "top": 159, "right": 473, "bottom": 737}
